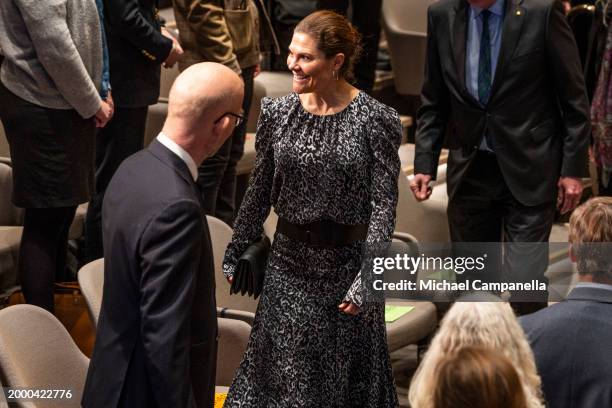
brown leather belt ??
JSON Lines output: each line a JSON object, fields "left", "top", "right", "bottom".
{"left": 276, "top": 217, "right": 368, "bottom": 249}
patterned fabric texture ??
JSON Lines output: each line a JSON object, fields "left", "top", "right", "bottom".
{"left": 222, "top": 92, "right": 402, "bottom": 407}
{"left": 591, "top": 18, "right": 612, "bottom": 188}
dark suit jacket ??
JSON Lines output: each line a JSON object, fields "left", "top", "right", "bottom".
{"left": 82, "top": 140, "right": 217, "bottom": 408}
{"left": 103, "top": 0, "right": 173, "bottom": 107}
{"left": 414, "top": 0, "right": 590, "bottom": 206}
{"left": 520, "top": 286, "right": 612, "bottom": 408}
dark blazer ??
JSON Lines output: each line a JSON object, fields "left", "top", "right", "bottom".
{"left": 103, "top": 0, "right": 173, "bottom": 107}
{"left": 414, "top": 0, "right": 590, "bottom": 206}
{"left": 82, "top": 140, "right": 217, "bottom": 408}
{"left": 520, "top": 285, "right": 612, "bottom": 408}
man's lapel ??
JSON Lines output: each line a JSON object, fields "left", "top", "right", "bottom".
{"left": 489, "top": 0, "right": 525, "bottom": 99}
{"left": 451, "top": 0, "right": 469, "bottom": 94}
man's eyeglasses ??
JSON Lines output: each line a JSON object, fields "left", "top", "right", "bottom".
{"left": 215, "top": 112, "right": 247, "bottom": 127}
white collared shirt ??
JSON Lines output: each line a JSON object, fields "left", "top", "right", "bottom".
{"left": 156, "top": 132, "right": 198, "bottom": 182}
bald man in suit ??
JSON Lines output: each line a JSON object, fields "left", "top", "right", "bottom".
{"left": 83, "top": 63, "right": 244, "bottom": 408}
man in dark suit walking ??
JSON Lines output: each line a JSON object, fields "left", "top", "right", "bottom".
{"left": 82, "top": 63, "right": 244, "bottom": 408}
{"left": 84, "top": 0, "right": 184, "bottom": 262}
{"left": 521, "top": 197, "right": 612, "bottom": 408}
{"left": 411, "top": 0, "right": 590, "bottom": 311}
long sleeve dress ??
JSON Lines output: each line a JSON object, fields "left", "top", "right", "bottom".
{"left": 222, "top": 91, "right": 402, "bottom": 407}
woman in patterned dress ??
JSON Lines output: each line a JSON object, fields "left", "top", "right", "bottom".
{"left": 223, "top": 10, "right": 401, "bottom": 407}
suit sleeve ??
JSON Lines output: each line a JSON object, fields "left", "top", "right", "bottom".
{"left": 176, "top": 0, "right": 241, "bottom": 74}
{"left": 414, "top": 6, "right": 450, "bottom": 179}
{"left": 138, "top": 199, "right": 203, "bottom": 407}
{"left": 103, "top": 0, "right": 173, "bottom": 62}
{"left": 546, "top": 0, "right": 590, "bottom": 178}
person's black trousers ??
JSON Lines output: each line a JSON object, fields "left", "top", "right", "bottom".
{"left": 84, "top": 107, "right": 148, "bottom": 262}
{"left": 447, "top": 151, "right": 556, "bottom": 314}
{"left": 197, "top": 66, "right": 255, "bottom": 226}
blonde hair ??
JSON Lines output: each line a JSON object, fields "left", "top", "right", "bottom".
{"left": 569, "top": 197, "right": 612, "bottom": 280}
{"left": 408, "top": 302, "right": 544, "bottom": 408}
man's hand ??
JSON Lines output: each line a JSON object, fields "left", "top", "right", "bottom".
{"left": 253, "top": 64, "right": 261, "bottom": 78}
{"left": 162, "top": 28, "right": 183, "bottom": 68}
{"left": 338, "top": 301, "right": 360, "bottom": 315}
{"left": 94, "top": 100, "right": 113, "bottom": 128}
{"left": 410, "top": 173, "right": 433, "bottom": 201}
{"left": 106, "top": 90, "right": 114, "bottom": 113}
{"left": 557, "top": 176, "right": 583, "bottom": 214}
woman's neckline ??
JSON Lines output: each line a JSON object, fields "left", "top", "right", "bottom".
{"left": 295, "top": 90, "right": 362, "bottom": 118}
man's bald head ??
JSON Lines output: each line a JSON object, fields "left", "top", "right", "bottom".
{"left": 162, "top": 62, "right": 244, "bottom": 164}
{"left": 167, "top": 62, "right": 243, "bottom": 129}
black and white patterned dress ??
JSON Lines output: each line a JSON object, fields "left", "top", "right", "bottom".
{"left": 222, "top": 91, "right": 402, "bottom": 407}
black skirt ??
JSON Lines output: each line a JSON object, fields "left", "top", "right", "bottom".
{"left": 0, "top": 81, "right": 95, "bottom": 208}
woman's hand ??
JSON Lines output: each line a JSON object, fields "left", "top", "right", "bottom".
{"left": 95, "top": 100, "right": 113, "bottom": 128}
{"left": 227, "top": 276, "right": 233, "bottom": 284}
{"left": 338, "top": 301, "right": 360, "bottom": 315}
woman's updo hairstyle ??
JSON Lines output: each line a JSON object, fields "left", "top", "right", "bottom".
{"left": 294, "top": 10, "right": 362, "bottom": 82}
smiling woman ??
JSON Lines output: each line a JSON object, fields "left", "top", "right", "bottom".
{"left": 221, "top": 10, "right": 403, "bottom": 408}
{"left": 288, "top": 11, "right": 362, "bottom": 97}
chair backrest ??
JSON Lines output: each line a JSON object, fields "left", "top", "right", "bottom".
{"left": 395, "top": 170, "right": 450, "bottom": 243}
{"left": 382, "top": 0, "right": 438, "bottom": 96}
{"left": 0, "top": 120, "right": 9, "bottom": 158}
{"left": 0, "top": 375, "right": 7, "bottom": 406}
{"left": 159, "top": 65, "right": 180, "bottom": 101}
{"left": 206, "top": 216, "right": 259, "bottom": 314}
{"left": 247, "top": 79, "right": 267, "bottom": 133}
{"left": 144, "top": 102, "right": 168, "bottom": 147}
{"left": 0, "top": 163, "right": 23, "bottom": 226}
{"left": 0, "top": 304, "right": 89, "bottom": 408}
{"left": 78, "top": 259, "right": 105, "bottom": 327}
{"left": 216, "top": 317, "right": 251, "bottom": 387}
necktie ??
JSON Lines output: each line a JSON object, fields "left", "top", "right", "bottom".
{"left": 478, "top": 10, "right": 492, "bottom": 105}
{"left": 478, "top": 9, "right": 494, "bottom": 149}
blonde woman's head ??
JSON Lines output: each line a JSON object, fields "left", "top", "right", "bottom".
{"left": 408, "top": 302, "right": 543, "bottom": 408}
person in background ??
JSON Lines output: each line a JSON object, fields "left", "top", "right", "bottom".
{"left": 95, "top": 0, "right": 114, "bottom": 124}
{"left": 433, "top": 346, "right": 528, "bottom": 408}
{"left": 173, "top": 0, "right": 278, "bottom": 226}
{"left": 520, "top": 197, "right": 612, "bottom": 408}
{"left": 269, "top": 0, "right": 317, "bottom": 71}
{"left": 409, "top": 302, "right": 544, "bottom": 408}
{"left": 317, "top": 0, "right": 383, "bottom": 92}
{"left": 411, "top": 0, "right": 591, "bottom": 314}
{"left": 84, "top": 0, "right": 183, "bottom": 262}
{"left": 222, "top": 11, "right": 401, "bottom": 407}
{"left": 0, "top": 0, "right": 112, "bottom": 312}
{"left": 82, "top": 63, "right": 244, "bottom": 408}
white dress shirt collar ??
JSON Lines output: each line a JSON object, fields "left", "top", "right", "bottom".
{"left": 156, "top": 132, "right": 198, "bottom": 182}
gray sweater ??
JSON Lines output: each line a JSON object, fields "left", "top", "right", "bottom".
{"left": 0, "top": 0, "right": 103, "bottom": 119}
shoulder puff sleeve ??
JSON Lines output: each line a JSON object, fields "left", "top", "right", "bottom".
{"left": 222, "top": 97, "right": 276, "bottom": 279}
{"left": 344, "top": 106, "right": 402, "bottom": 307}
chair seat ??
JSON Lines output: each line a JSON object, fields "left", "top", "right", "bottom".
{"left": 0, "top": 226, "right": 22, "bottom": 292}
{"left": 385, "top": 299, "right": 437, "bottom": 352}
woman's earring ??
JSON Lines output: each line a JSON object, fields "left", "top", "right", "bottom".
{"left": 332, "top": 70, "right": 339, "bottom": 81}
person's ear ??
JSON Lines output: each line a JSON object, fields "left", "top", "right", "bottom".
{"left": 332, "top": 53, "right": 345, "bottom": 72}
{"left": 212, "top": 115, "right": 230, "bottom": 136}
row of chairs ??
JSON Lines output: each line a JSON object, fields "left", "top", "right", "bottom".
{"left": 0, "top": 306, "right": 250, "bottom": 407}
{"left": 0, "top": 211, "right": 440, "bottom": 408}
